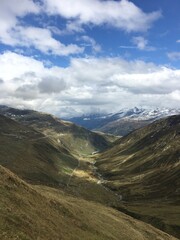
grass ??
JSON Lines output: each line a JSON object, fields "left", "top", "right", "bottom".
{"left": 115, "top": 201, "right": 180, "bottom": 239}
{"left": 0, "top": 111, "right": 179, "bottom": 239}
{"left": 0, "top": 107, "right": 110, "bottom": 156}
{"left": 0, "top": 115, "right": 78, "bottom": 187}
{"left": 0, "top": 165, "right": 177, "bottom": 240}
{"left": 95, "top": 115, "right": 180, "bottom": 238}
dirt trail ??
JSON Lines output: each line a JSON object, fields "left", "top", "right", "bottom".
{"left": 66, "top": 159, "right": 80, "bottom": 187}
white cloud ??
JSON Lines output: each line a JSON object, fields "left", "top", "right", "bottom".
{"left": 80, "top": 36, "right": 101, "bottom": 53}
{"left": 132, "top": 36, "right": 155, "bottom": 51}
{"left": 167, "top": 52, "right": 180, "bottom": 61}
{"left": 44, "top": 0, "right": 161, "bottom": 32}
{"left": 176, "top": 40, "right": 180, "bottom": 43}
{"left": 169, "top": 90, "right": 180, "bottom": 101}
{"left": 0, "top": 0, "right": 161, "bottom": 56}
{"left": 14, "top": 26, "right": 84, "bottom": 55}
{"left": 0, "top": 52, "right": 179, "bottom": 117}
{"left": 0, "top": 0, "right": 40, "bottom": 45}
{"left": 0, "top": 0, "right": 84, "bottom": 56}
{"left": 65, "top": 21, "right": 85, "bottom": 34}
{"left": 132, "top": 36, "right": 148, "bottom": 50}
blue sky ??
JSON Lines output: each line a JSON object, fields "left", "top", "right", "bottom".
{"left": 0, "top": 0, "right": 179, "bottom": 117}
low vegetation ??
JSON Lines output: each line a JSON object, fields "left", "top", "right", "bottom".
{"left": 0, "top": 108, "right": 179, "bottom": 239}
{"left": 0, "top": 106, "right": 110, "bottom": 156}
{"left": 0, "top": 115, "right": 78, "bottom": 187}
{"left": 96, "top": 115, "right": 180, "bottom": 238}
{"left": 0, "top": 165, "right": 177, "bottom": 240}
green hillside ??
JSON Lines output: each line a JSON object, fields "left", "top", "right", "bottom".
{"left": 0, "top": 107, "right": 109, "bottom": 156}
{"left": 0, "top": 114, "right": 78, "bottom": 187}
{"left": 95, "top": 115, "right": 180, "bottom": 237}
{"left": 0, "top": 165, "right": 177, "bottom": 240}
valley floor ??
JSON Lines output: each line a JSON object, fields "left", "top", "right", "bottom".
{"left": 60, "top": 154, "right": 180, "bottom": 239}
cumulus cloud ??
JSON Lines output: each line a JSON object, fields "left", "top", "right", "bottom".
{"left": 0, "top": 0, "right": 161, "bottom": 56}
{"left": 0, "top": 51, "right": 179, "bottom": 117}
{"left": 44, "top": 0, "right": 161, "bottom": 32}
{"left": 0, "top": 0, "right": 84, "bottom": 55}
{"left": 0, "top": 0, "right": 40, "bottom": 45}
{"left": 167, "top": 52, "right": 180, "bottom": 61}
{"left": 176, "top": 40, "right": 180, "bottom": 43}
{"left": 13, "top": 26, "right": 84, "bottom": 55}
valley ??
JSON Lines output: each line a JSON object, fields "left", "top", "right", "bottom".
{"left": 1, "top": 0, "right": 180, "bottom": 239}
{"left": 0, "top": 107, "right": 179, "bottom": 240}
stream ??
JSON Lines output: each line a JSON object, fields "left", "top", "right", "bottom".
{"left": 91, "top": 160, "right": 123, "bottom": 201}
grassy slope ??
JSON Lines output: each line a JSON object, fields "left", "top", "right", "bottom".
{"left": 0, "top": 114, "right": 78, "bottom": 187}
{"left": 95, "top": 115, "right": 180, "bottom": 237}
{"left": 0, "top": 165, "right": 177, "bottom": 240}
{"left": 0, "top": 107, "right": 109, "bottom": 156}
{"left": 0, "top": 109, "right": 179, "bottom": 238}
{"left": 0, "top": 114, "right": 121, "bottom": 206}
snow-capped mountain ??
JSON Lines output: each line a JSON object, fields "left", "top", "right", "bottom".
{"left": 113, "top": 107, "right": 180, "bottom": 120}
{"left": 1, "top": 105, "right": 179, "bottom": 136}
{"left": 68, "top": 107, "right": 180, "bottom": 136}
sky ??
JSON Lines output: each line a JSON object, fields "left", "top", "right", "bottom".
{"left": 0, "top": 0, "right": 180, "bottom": 117}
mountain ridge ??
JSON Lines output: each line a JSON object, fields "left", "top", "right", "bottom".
{"left": 0, "top": 105, "right": 110, "bottom": 156}
{"left": 67, "top": 107, "right": 180, "bottom": 136}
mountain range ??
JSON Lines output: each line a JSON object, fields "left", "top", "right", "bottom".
{"left": 68, "top": 107, "right": 180, "bottom": 136}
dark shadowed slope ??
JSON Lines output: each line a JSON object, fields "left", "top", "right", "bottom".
{"left": 0, "top": 165, "right": 177, "bottom": 240}
{"left": 95, "top": 115, "right": 180, "bottom": 238}
{"left": 97, "top": 118, "right": 150, "bottom": 136}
